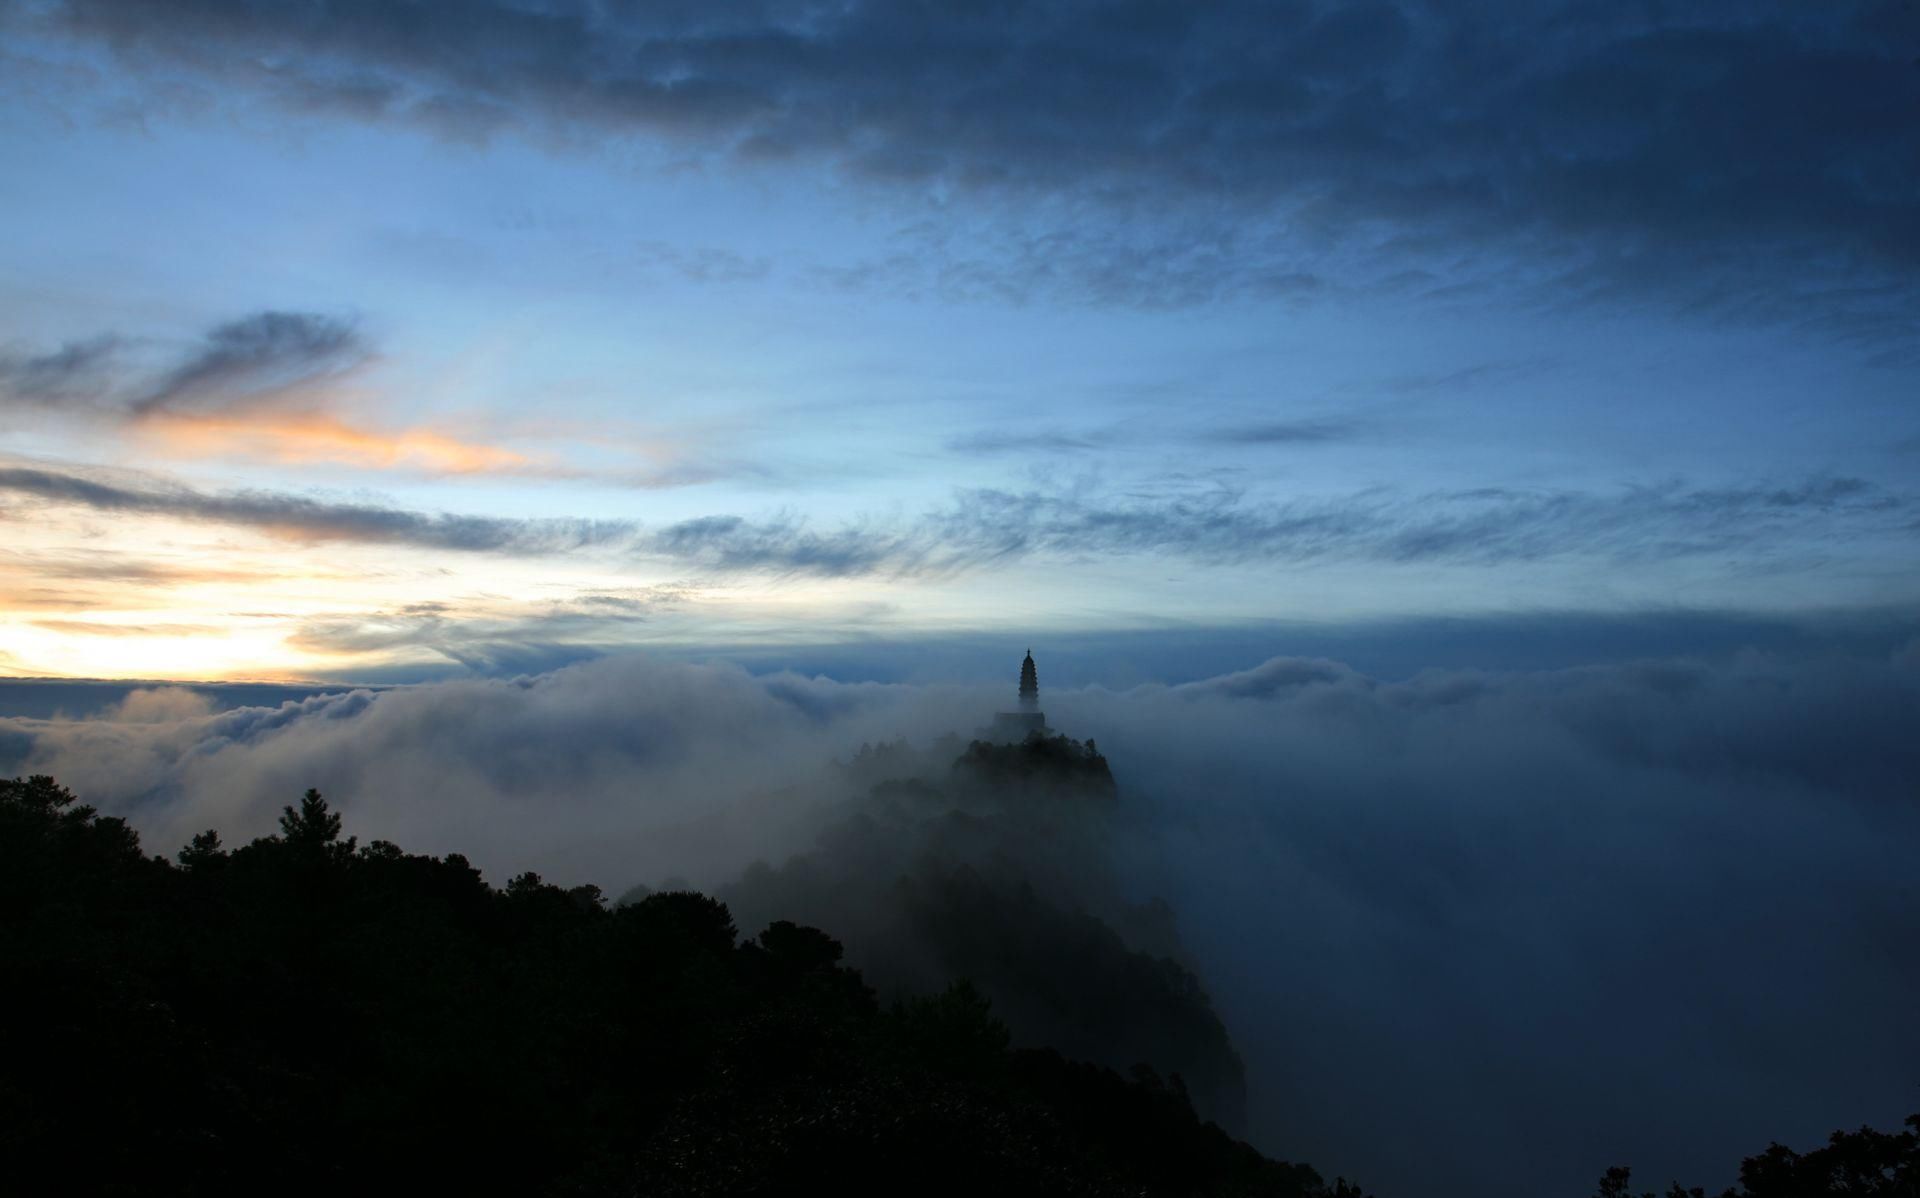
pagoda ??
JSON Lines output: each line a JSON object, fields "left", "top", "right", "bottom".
{"left": 988, "top": 649, "right": 1050, "bottom": 741}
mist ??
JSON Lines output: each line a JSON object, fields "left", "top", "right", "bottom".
{"left": 3, "top": 644, "right": 1916, "bottom": 1198}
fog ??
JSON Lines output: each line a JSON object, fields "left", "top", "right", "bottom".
{"left": 3, "top": 646, "right": 1916, "bottom": 1198}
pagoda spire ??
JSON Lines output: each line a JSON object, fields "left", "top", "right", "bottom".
{"left": 986, "top": 648, "right": 1050, "bottom": 741}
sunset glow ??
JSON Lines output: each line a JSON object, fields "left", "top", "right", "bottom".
{"left": 136, "top": 410, "right": 540, "bottom": 475}
{"left": 0, "top": 0, "right": 1913, "bottom": 690}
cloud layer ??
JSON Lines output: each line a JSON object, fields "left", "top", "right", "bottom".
{"left": 4, "top": 457, "right": 1910, "bottom": 578}
{"left": 1, "top": 645, "right": 1914, "bottom": 1197}
{"left": 22, "top": 0, "right": 1918, "bottom": 343}
{"left": 0, "top": 311, "right": 366, "bottom": 417}
{"left": 7, "top": 456, "right": 1912, "bottom": 618}
{"left": 130, "top": 311, "right": 366, "bottom": 415}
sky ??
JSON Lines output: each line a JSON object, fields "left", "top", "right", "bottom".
{"left": 1, "top": 0, "right": 1916, "bottom": 683}
{"left": 3, "top": 7, "right": 1919, "bottom": 1194}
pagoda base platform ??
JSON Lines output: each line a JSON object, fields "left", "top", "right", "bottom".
{"left": 985, "top": 710, "right": 1050, "bottom": 742}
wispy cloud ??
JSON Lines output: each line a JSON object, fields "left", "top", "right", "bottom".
{"left": 198, "top": 584, "right": 731, "bottom": 676}
{"left": 630, "top": 240, "right": 771, "bottom": 285}
{"left": 30, "top": 620, "right": 229, "bottom": 638}
{"left": 0, "top": 463, "right": 632, "bottom": 552}
{"left": 943, "top": 428, "right": 1118, "bottom": 456}
{"left": 283, "top": 586, "right": 694, "bottom": 667}
{"left": 0, "top": 311, "right": 703, "bottom": 481}
{"left": 129, "top": 311, "right": 366, "bottom": 415}
{"left": 0, "top": 549, "right": 277, "bottom": 587}
{"left": 0, "top": 336, "right": 121, "bottom": 408}
{"left": 947, "top": 418, "right": 1360, "bottom": 457}
{"left": 1200, "top": 419, "right": 1360, "bottom": 446}
{"left": 2, "top": 460, "right": 1908, "bottom": 582}
{"left": 932, "top": 477, "right": 1910, "bottom": 569}
{"left": 651, "top": 514, "right": 921, "bottom": 579}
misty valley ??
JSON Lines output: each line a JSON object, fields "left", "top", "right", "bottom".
{"left": 4, "top": 652, "right": 1915, "bottom": 1196}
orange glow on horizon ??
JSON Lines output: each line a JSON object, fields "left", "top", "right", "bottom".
{"left": 137, "top": 411, "right": 540, "bottom": 475}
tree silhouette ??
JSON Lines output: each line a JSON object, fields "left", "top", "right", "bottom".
{"left": 1595, "top": 1113, "right": 1920, "bottom": 1197}
{"left": 177, "top": 828, "right": 225, "bottom": 870}
{"left": 30, "top": 765, "right": 1911, "bottom": 1198}
{"left": 279, "top": 787, "right": 343, "bottom": 845}
{"left": 2, "top": 770, "right": 1374, "bottom": 1197}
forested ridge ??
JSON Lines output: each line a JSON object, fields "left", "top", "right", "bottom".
{"left": 0, "top": 773, "right": 1350, "bottom": 1197}
{"left": 2, "top": 770, "right": 1912, "bottom": 1197}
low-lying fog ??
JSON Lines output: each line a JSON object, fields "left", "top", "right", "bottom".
{"left": 4, "top": 645, "right": 1916, "bottom": 1198}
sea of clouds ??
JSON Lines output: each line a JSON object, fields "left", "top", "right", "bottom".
{"left": 3, "top": 645, "right": 1917, "bottom": 1198}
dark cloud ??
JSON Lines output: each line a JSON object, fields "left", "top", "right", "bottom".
{"left": 649, "top": 513, "right": 923, "bottom": 578}
{"left": 943, "top": 428, "right": 1116, "bottom": 456}
{"left": 0, "top": 312, "right": 759, "bottom": 486}
{"left": 946, "top": 417, "right": 1356, "bottom": 458}
{"left": 0, "top": 463, "right": 633, "bottom": 553}
{"left": 27, "top": 0, "right": 1920, "bottom": 341}
{"left": 0, "top": 311, "right": 364, "bottom": 418}
{"left": 0, "top": 335, "right": 120, "bottom": 408}
{"left": 0, "top": 646, "right": 1914, "bottom": 1197}
{"left": 2, "top": 460, "right": 1911, "bottom": 578}
{"left": 132, "top": 310, "right": 365, "bottom": 414}
{"left": 933, "top": 475, "right": 1912, "bottom": 568}
{"left": 808, "top": 220, "right": 1329, "bottom": 309}
{"left": 1201, "top": 418, "right": 1359, "bottom": 445}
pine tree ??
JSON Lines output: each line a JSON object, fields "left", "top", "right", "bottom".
{"left": 278, "top": 788, "right": 352, "bottom": 856}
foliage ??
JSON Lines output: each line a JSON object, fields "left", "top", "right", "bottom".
{"left": 953, "top": 733, "right": 1119, "bottom": 799}
{"left": 1596, "top": 1114, "right": 1920, "bottom": 1198}
{"left": 728, "top": 738, "right": 1246, "bottom": 1130}
{"left": 0, "top": 774, "right": 1346, "bottom": 1197}
{"left": 10, "top": 770, "right": 1906, "bottom": 1198}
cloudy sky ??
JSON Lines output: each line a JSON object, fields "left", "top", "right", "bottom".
{"left": 4, "top": 7, "right": 1919, "bottom": 1193}
{"left": 1, "top": 0, "right": 1917, "bottom": 682}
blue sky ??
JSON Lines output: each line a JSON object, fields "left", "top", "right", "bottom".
{"left": 1, "top": 0, "right": 1915, "bottom": 681}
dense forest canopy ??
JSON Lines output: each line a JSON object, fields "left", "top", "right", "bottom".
{"left": 0, "top": 768, "right": 1350, "bottom": 1196}
{"left": 2, "top": 758, "right": 1912, "bottom": 1196}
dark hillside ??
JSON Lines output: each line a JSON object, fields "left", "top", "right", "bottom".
{"left": 726, "top": 731, "right": 1244, "bottom": 1128}
{"left": 6, "top": 770, "right": 1911, "bottom": 1197}
{"left": 0, "top": 774, "right": 1349, "bottom": 1197}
